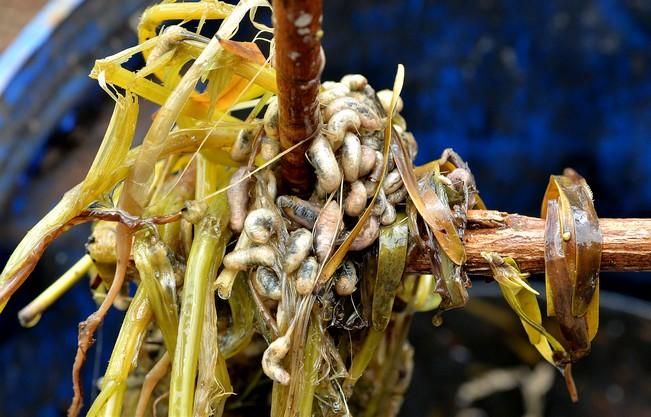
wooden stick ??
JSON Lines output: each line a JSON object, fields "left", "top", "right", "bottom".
{"left": 406, "top": 210, "right": 651, "bottom": 275}
{"left": 272, "top": 0, "right": 323, "bottom": 194}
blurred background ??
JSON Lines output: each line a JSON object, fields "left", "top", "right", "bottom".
{"left": 0, "top": 0, "right": 650, "bottom": 416}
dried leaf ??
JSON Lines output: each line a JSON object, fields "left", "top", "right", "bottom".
{"left": 543, "top": 200, "right": 590, "bottom": 357}
{"left": 219, "top": 38, "right": 266, "bottom": 65}
{"left": 391, "top": 135, "right": 465, "bottom": 265}
{"left": 542, "top": 170, "right": 601, "bottom": 358}
{"left": 541, "top": 171, "right": 602, "bottom": 317}
{"left": 482, "top": 252, "right": 569, "bottom": 366}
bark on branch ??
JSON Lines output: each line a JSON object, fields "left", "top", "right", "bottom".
{"left": 272, "top": 0, "right": 323, "bottom": 194}
{"left": 406, "top": 210, "right": 651, "bottom": 276}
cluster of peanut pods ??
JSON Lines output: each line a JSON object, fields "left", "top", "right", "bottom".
{"left": 221, "top": 74, "right": 417, "bottom": 302}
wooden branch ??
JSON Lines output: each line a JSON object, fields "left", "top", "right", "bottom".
{"left": 272, "top": 0, "right": 323, "bottom": 194}
{"left": 406, "top": 210, "right": 651, "bottom": 276}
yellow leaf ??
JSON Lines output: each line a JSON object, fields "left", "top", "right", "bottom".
{"left": 483, "top": 252, "right": 569, "bottom": 367}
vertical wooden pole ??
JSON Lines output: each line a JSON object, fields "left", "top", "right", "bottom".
{"left": 272, "top": 0, "right": 323, "bottom": 194}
